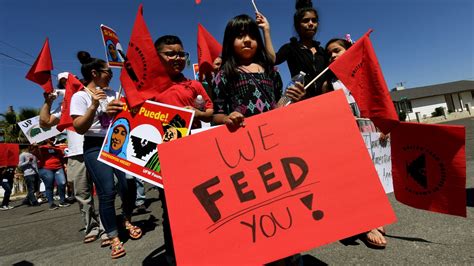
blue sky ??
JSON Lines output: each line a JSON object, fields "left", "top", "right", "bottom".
{"left": 0, "top": 0, "right": 472, "bottom": 113}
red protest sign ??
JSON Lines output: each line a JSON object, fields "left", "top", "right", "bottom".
{"left": 391, "top": 122, "right": 466, "bottom": 217}
{"left": 100, "top": 24, "right": 125, "bottom": 68}
{"left": 98, "top": 98, "right": 194, "bottom": 187}
{"left": 159, "top": 90, "right": 396, "bottom": 265}
{"left": 0, "top": 143, "right": 20, "bottom": 167}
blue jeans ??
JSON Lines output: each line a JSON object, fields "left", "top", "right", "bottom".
{"left": 24, "top": 174, "right": 39, "bottom": 205}
{"left": 39, "top": 168, "right": 66, "bottom": 206}
{"left": 83, "top": 137, "right": 134, "bottom": 238}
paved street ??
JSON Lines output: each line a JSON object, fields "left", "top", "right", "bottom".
{"left": 1, "top": 117, "right": 473, "bottom": 265}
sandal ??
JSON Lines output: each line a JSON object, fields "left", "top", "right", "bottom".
{"left": 361, "top": 229, "right": 387, "bottom": 249}
{"left": 377, "top": 226, "right": 386, "bottom": 236}
{"left": 125, "top": 221, "right": 142, "bottom": 240}
{"left": 83, "top": 234, "right": 97, "bottom": 244}
{"left": 101, "top": 238, "right": 113, "bottom": 248}
{"left": 110, "top": 238, "right": 126, "bottom": 259}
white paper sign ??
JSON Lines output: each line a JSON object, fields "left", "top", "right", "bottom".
{"left": 17, "top": 116, "right": 61, "bottom": 144}
{"left": 361, "top": 132, "right": 393, "bottom": 193}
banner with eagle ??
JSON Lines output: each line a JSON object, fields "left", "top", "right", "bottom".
{"left": 97, "top": 97, "right": 194, "bottom": 187}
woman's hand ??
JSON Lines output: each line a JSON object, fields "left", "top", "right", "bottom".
{"left": 90, "top": 89, "right": 107, "bottom": 108}
{"left": 285, "top": 81, "right": 306, "bottom": 102}
{"left": 106, "top": 99, "right": 124, "bottom": 117}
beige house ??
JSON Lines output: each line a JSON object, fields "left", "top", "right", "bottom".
{"left": 390, "top": 80, "right": 474, "bottom": 121}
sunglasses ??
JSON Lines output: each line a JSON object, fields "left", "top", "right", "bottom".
{"left": 99, "top": 69, "right": 113, "bottom": 77}
{"left": 160, "top": 51, "right": 189, "bottom": 60}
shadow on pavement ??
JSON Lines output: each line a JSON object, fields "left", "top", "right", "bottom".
{"left": 302, "top": 254, "right": 328, "bottom": 265}
{"left": 142, "top": 244, "right": 168, "bottom": 265}
{"left": 466, "top": 188, "right": 473, "bottom": 207}
{"left": 119, "top": 215, "right": 159, "bottom": 243}
{"left": 12, "top": 261, "right": 34, "bottom": 266}
{"left": 385, "top": 234, "right": 439, "bottom": 244}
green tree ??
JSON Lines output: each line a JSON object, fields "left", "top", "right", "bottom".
{"left": 0, "top": 107, "right": 39, "bottom": 143}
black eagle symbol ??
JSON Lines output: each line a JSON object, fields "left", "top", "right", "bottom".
{"left": 130, "top": 135, "right": 158, "bottom": 161}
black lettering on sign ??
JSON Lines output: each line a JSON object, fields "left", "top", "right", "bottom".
{"left": 258, "top": 123, "right": 279, "bottom": 151}
{"left": 215, "top": 124, "right": 278, "bottom": 169}
{"left": 240, "top": 207, "right": 293, "bottom": 243}
{"left": 215, "top": 130, "right": 256, "bottom": 169}
{"left": 258, "top": 162, "right": 282, "bottom": 193}
{"left": 281, "top": 157, "right": 308, "bottom": 190}
{"left": 193, "top": 176, "right": 224, "bottom": 223}
{"left": 231, "top": 171, "right": 256, "bottom": 203}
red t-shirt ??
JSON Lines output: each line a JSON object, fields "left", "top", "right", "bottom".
{"left": 38, "top": 145, "right": 64, "bottom": 170}
{"left": 153, "top": 78, "right": 213, "bottom": 110}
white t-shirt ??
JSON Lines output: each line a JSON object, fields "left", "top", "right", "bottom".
{"left": 51, "top": 110, "right": 84, "bottom": 157}
{"left": 70, "top": 89, "right": 118, "bottom": 137}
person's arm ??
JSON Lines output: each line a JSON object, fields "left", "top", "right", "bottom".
{"left": 256, "top": 12, "right": 276, "bottom": 64}
{"left": 18, "top": 153, "right": 29, "bottom": 168}
{"left": 39, "top": 93, "right": 60, "bottom": 127}
{"left": 213, "top": 112, "right": 245, "bottom": 128}
{"left": 72, "top": 89, "right": 106, "bottom": 135}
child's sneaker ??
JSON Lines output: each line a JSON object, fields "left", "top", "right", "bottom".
{"left": 49, "top": 204, "right": 59, "bottom": 210}
{"left": 0, "top": 206, "right": 9, "bottom": 211}
{"left": 59, "top": 202, "right": 70, "bottom": 208}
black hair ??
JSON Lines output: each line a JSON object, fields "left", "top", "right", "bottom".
{"left": 154, "top": 35, "right": 183, "bottom": 51}
{"left": 293, "top": 2, "right": 319, "bottom": 39}
{"left": 221, "top": 14, "right": 272, "bottom": 83}
{"left": 295, "top": 0, "right": 313, "bottom": 9}
{"left": 325, "top": 38, "right": 353, "bottom": 51}
{"left": 76, "top": 51, "right": 107, "bottom": 85}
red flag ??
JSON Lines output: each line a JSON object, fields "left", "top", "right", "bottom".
{"left": 195, "top": 0, "right": 201, "bottom": 4}
{"left": 328, "top": 30, "right": 398, "bottom": 134}
{"left": 25, "top": 38, "right": 54, "bottom": 93}
{"left": 120, "top": 4, "right": 172, "bottom": 108}
{"left": 0, "top": 144, "right": 20, "bottom": 167}
{"left": 197, "top": 23, "right": 222, "bottom": 80}
{"left": 391, "top": 122, "right": 466, "bottom": 217}
{"left": 56, "top": 74, "right": 84, "bottom": 132}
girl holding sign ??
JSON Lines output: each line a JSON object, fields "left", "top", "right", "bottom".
{"left": 323, "top": 38, "right": 388, "bottom": 249}
{"left": 70, "top": 51, "right": 142, "bottom": 259}
{"left": 212, "top": 14, "right": 305, "bottom": 127}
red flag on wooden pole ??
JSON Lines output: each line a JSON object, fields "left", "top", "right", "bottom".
{"left": 56, "top": 74, "right": 84, "bottom": 132}
{"left": 197, "top": 23, "right": 221, "bottom": 80}
{"left": 328, "top": 30, "right": 399, "bottom": 134}
{"left": 25, "top": 38, "right": 54, "bottom": 93}
{"left": 120, "top": 4, "right": 172, "bottom": 108}
{"left": 391, "top": 122, "right": 466, "bottom": 217}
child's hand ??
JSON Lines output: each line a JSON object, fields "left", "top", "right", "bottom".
{"left": 224, "top": 111, "right": 245, "bottom": 128}
{"left": 285, "top": 81, "right": 306, "bottom": 102}
{"left": 106, "top": 99, "right": 124, "bottom": 116}
{"left": 256, "top": 12, "right": 270, "bottom": 32}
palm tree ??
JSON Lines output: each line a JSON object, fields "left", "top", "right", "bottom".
{"left": 0, "top": 106, "right": 39, "bottom": 143}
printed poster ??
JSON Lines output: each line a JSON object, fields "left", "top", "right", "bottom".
{"left": 17, "top": 115, "right": 61, "bottom": 144}
{"left": 361, "top": 132, "right": 393, "bottom": 193}
{"left": 100, "top": 24, "right": 125, "bottom": 68}
{"left": 159, "top": 90, "right": 396, "bottom": 265}
{"left": 98, "top": 98, "right": 194, "bottom": 187}
{"left": 192, "top": 63, "right": 199, "bottom": 80}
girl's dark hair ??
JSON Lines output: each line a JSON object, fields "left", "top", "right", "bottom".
{"left": 154, "top": 35, "right": 183, "bottom": 51}
{"left": 221, "top": 14, "right": 272, "bottom": 83}
{"left": 325, "top": 38, "right": 353, "bottom": 51}
{"left": 76, "top": 51, "right": 106, "bottom": 85}
{"left": 295, "top": 0, "right": 313, "bottom": 9}
{"left": 293, "top": 5, "right": 319, "bottom": 39}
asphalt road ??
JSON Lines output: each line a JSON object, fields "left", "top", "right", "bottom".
{"left": 0, "top": 117, "right": 472, "bottom": 265}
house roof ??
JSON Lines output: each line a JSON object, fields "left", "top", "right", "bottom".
{"left": 390, "top": 80, "right": 474, "bottom": 101}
